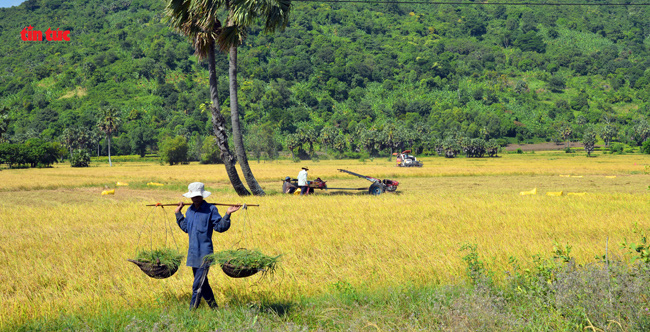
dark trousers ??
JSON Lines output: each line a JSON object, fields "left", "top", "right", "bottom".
{"left": 190, "top": 266, "right": 217, "bottom": 309}
{"left": 300, "top": 186, "right": 308, "bottom": 195}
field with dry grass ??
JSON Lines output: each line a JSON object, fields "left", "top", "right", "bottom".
{"left": 1, "top": 152, "right": 649, "bottom": 329}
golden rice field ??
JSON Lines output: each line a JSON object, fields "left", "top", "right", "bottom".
{"left": 1, "top": 152, "right": 649, "bottom": 328}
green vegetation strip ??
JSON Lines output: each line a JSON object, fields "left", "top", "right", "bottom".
{"left": 9, "top": 261, "right": 650, "bottom": 331}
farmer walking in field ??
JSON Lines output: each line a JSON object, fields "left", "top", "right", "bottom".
{"left": 298, "top": 166, "right": 309, "bottom": 196}
{"left": 174, "top": 182, "right": 241, "bottom": 309}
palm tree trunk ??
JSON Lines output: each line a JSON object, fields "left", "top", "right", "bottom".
{"left": 207, "top": 43, "right": 250, "bottom": 196}
{"left": 107, "top": 135, "right": 112, "bottom": 167}
{"left": 229, "top": 45, "right": 265, "bottom": 196}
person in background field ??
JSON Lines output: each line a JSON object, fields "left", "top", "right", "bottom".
{"left": 297, "top": 166, "right": 309, "bottom": 196}
{"left": 174, "top": 182, "right": 241, "bottom": 309}
{"left": 282, "top": 176, "right": 298, "bottom": 194}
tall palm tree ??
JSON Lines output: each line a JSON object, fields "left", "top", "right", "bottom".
{"left": 167, "top": 0, "right": 290, "bottom": 196}
{"left": 97, "top": 107, "right": 120, "bottom": 167}
{"left": 165, "top": 0, "right": 250, "bottom": 196}
{"left": 220, "top": 0, "right": 291, "bottom": 196}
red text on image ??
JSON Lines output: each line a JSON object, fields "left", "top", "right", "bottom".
{"left": 21, "top": 25, "right": 70, "bottom": 41}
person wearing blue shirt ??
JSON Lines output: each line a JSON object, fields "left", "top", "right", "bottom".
{"left": 282, "top": 176, "right": 298, "bottom": 194}
{"left": 175, "top": 182, "right": 241, "bottom": 309}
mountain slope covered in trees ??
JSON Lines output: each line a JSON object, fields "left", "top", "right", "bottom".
{"left": 0, "top": 0, "right": 649, "bottom": 160}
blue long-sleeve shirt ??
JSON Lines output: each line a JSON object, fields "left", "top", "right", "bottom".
{"left": 175, "top": 201, "right": 231, "bottom": 268}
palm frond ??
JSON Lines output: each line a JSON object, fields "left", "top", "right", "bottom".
{"left": 97, "top": 107, "right": 121, "bottom": 135}
{"left": 164, "top": 0, "right": 193, "bottom": 31}
{"left": 191, "top": 0, "right": 227, "bottom": 31}
{"left": 229, "top": 0, "right": 260, "bottom": 27}
{"left": 263, "top": 0, "right": 291, "bottom": 33}
{"left": 164, "top": 0, "right": 227, "bottom": 60}
{"left": 229, "top": 0, "right": 291, "bottom": 33}
{"left": 164, "top": 0, "right": 288, "bottom": 57}
{"left": 217, "top": 25, "right": 247, "bottom": 51}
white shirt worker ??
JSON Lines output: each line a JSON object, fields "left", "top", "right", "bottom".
{"left": 297, "top": 169, "right": 308, "bottom": 186}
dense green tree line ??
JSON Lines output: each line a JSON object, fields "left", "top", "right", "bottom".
{"left": 0, "top": 139, "right": 62, "bottom": 168}
{"left": 0, "top": 0, "right": 649, "bottom": 164}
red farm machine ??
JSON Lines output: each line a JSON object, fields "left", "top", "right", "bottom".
{"left": 284, "top": 169, "right": 399, "bottom": 195}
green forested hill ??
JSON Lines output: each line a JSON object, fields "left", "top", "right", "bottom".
{"left": 0, "top": 0, "right": 649, "bottom": 160}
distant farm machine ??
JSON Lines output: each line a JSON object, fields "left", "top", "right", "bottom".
{"left": 285, "top": 169, "right": 399, "bottom": 195}
{"left": 393, "top": 150, "right": 423, "bottom": 167}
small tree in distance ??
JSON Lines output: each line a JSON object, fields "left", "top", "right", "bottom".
{"left": 583, "top": 127, "right": 597, "bottom": 157}
{"left": 641, "top": 140, "right": 650, "bottom": 155}
{"left": 97, "top": 107, "right": 120, "bottom": 167}
{"left": 558, "top": 123, "right": 572, "bottom": 148}
{"left": 285, "top": 133, "right": 300, "bottom": 159}
{"left": 486, "top": 139, "right": 500, "bottom": 157}
{"left": 160, "top": 136, "right": 189, "bottom": 165}
{"left": 70, "top": 149, "right": 90, "bottom": 167}
{"left": 200, "top": 137, "right": 222, "bottom": 164}
{"left": 599, "top": 122, "right": 617, "bottom": 147}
